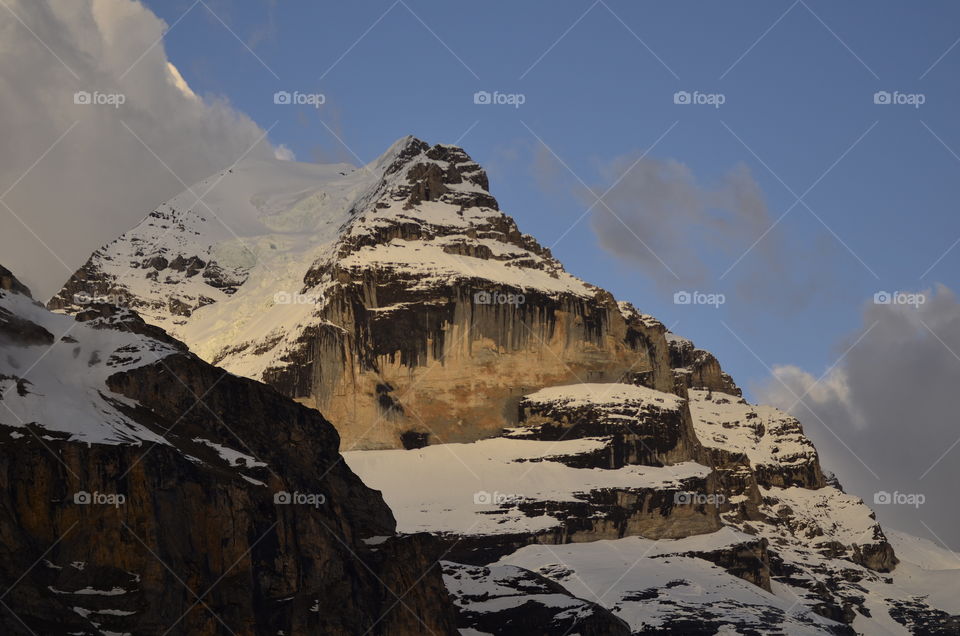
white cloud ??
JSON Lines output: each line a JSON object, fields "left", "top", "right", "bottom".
{"left": 274, "top": 144, "right": 296, "bottom": 161}
{"left": 755, "top": 285, "right": 960, "bottom": 547}
{"left": 0, "top": 0, "right": 280, "bottom": 299}
{"left": 165, "top": 62, "right": 199, "bottom": 102}
{"left": 761, "top": 364, "right": 862, "bottom": 429}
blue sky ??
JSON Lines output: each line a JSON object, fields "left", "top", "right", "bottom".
{"left": 143, "top": 0, "right": 960, "bottom": 403}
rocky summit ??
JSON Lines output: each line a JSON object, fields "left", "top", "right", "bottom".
{"left": 24, "top": 137, "right": 960, "bottom": 634}
{"left": 51, "top": 137, "right": 672, "bottom": 451}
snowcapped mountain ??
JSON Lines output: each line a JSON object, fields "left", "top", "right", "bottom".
{"left": 0, "top": 265, "right": 456, "bottom": 635}
{"left": 49, "top": 138, "right": 960, "bottom": 634}
{"left": 51, "top": 137, "right": 671, "bottom": 451}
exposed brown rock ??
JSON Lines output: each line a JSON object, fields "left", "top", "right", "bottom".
{"left": 667, "top": 333, "right": 741, "bottom": 396}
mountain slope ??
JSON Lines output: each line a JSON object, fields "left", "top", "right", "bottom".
{"left": 1, "top": 265, "right": 457, "bottom": 635}
{"left": 51, "top": 137, "right": 677, "bottom": 450}
{"left": 50, "top": 139, "right": 960, "bottom": 634}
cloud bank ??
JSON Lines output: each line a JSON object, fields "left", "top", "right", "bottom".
{"left": 755, "top": 285, "right": 960, "bottom": 548}
{"left": 0, "top": 0, "right": 279, "bottom": 298}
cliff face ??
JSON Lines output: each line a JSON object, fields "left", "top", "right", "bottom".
{"left": 271, "top": 280, "right": 672, "bottom": 450}
{"left": 343, "top": 376, "right": 899, "bottom": 632}
{"left": 46, "top": 137, "right": 955, "bottom": 634}
{"left": 666, "top": 332, "right": 741, "bottom": 396}
{"left": 0, "top": 269, "right": 456, "bottom": 635}
{"left": 50, "top": 138, "right": 675, "bottom": 450}
{"left": 514, "top": 383, "right": 705, "bottom": 467}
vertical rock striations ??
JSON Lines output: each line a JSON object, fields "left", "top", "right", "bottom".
{"left": 50, "top": 138, "right": 676, "bottom": 450}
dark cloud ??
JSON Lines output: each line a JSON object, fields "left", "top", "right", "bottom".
{"left": 585, "top": 156, "right": 773, "bottom": 287}
{"left": 755, "top": 285, "right": 960, "bottom": 548}
{"left": 531, "top": 148, "right": 842, "bottom": 311}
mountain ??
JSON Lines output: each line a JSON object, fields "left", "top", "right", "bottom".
{"left": 0, "top": 265, "right": 456, "bottom": 635}
{"left": 50, "top": 137, "right": 676, "bottom": 451}
{"left": 49, "top": 138, "right": 960, "bottom": 634}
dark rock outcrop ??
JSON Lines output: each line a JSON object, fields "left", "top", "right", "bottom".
{"left": 513, "top": 384, "right": 705, "bottom": 467}
{"left": 0, "top": 269, "right": 458, "bottom": 635}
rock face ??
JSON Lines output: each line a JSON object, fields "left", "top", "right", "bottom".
{"left": 50, "top": 138, "right": 674, "bottom": 450}
{"left": 342, "top": 377, "right": 910, "bottom": 633}
{"left": 513, "top": 383, "right": 704, "bottom": 467}
{"left": 0, "top": 267, "right": 457, "bottom": 635}
{"left": 49, "top": 137, "right": 960, "bottom": 634}
{"left": 666, "top": 332, "right": 741, "bottom": 396}
{"left": 687, "top": 389, "right": 826, "bottom": 490}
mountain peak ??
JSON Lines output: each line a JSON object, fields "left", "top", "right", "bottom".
{"left": 366, "top": 134, "right": 428, "bottom": 173}
{"left": 48, "top": 136, "right": 599, "bottom": 448}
